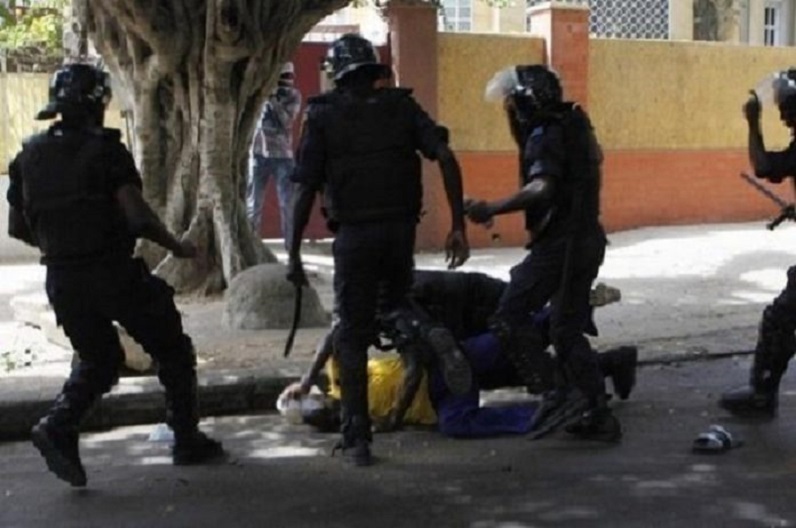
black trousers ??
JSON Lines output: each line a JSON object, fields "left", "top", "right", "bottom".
{"left": 753, "top": 264, "right": 796, "bottom": 390}
{"left": 44, "top": 257, "right": 198, "bottom": 433}
{"left": 494, "top": 228, "right": 607, "bottom": 399}
{"left": 332, "top": 220, "right": 416, "bottom": 434}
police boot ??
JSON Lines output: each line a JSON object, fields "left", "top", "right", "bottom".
{"left": 564, "top": 396, "right": 622, "bottom": 443}
{"left": 31, "top": 392, "right": 92, "bottom": 487}
{"left": 494, "top": 321, "right": 555, "bottom": 394}
{"left": 720, "top": 308, "right": 793, "bottom": 418}
{"left": 719, "top": 358, "right": 781, "bottom": 418}
{"left": 426, "top": 326, "right": 473, "bottom": 396}
{"left": 598, "top": 346, "right": 638, "bottom": 401}
{"left": 30, "top": 362, "right": 107, "bottom": 488}
{"left": 162, "top": 369, "right": 225, "bottom": 465}
{"left": 333, "top": 415, "right": 373, "bottom": 467}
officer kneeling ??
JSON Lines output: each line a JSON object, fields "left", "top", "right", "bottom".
{"left": 7, "top": 63, "right": 225, "bottom": 487}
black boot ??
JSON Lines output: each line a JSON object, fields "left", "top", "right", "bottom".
{"left": 564, "top": 403, "right": 622, "bottom": 443}
{"left": 172, "top": 430, "right": 226, "bottom": 465}
{"left": 31, "top": 367, "right": 104, "bottom": 487}
{"left": 599, "top": 346, "right": 638, "bottom": 400}
{"left": 334, "top": 415, "right": 373, "bottom": 467}
{"left": 426, "top": 326, "right": 473, "bottom": 396}
{"left": 31, "top": 418, "right": 86, "bottom": 487}
{"left": 160, "top": 363, "right": 225, "bottom": 465}
{"left": 721, "top": 304, "right": 794, "bottom": 417}
{"left": 719, "top": 386, "right": 778, "bottom": 417}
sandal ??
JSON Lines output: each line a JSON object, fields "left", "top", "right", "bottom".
{"left": 692, "top": 425, "right": 743, "bottom": 454}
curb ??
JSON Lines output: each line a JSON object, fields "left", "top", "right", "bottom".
{"left": 0, "top": 347, "right": 756, "bottom": 443}
{"left": 0, "top": 368, "right": 299, "bottom": 442}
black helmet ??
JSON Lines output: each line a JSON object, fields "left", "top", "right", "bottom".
{"left": 323, "top": 33, "right": 391, "bottom": 82}
{"left": 512, "top": 64, "right": 563, "bottom": 114}
{"left": 36, "top": 63, "right": 112, "bottom": 120}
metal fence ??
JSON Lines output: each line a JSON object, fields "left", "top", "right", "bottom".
{"left": 529, "top": 0, "right": 670, "bottom": 40}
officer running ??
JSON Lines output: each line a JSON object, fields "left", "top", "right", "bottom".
{"left": 465, "top": 65, "right": 620, "bottom": 441}
{"left": 287, "top": 34, "right": 470, "bottom": 466}
{"left": 720, "top": 69, "right": 796, "bottom": 416}
{"left": 7, "top": 63, "right": 224, "bottom": 487}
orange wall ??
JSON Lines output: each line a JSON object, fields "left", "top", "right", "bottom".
{"left": 446, "top": 148, "right": 782, "bottom": 250}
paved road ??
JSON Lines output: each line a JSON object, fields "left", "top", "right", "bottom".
{"left": 2, "top": 355, "right": 795, "bottom": 528}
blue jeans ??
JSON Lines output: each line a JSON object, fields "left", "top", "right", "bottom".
{"left": 246, "top": 155, "right": 295, "bottom": 244}
{"left": 429, "top": 332, "right": 537, "bottom": 438}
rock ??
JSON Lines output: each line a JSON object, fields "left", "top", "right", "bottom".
{"left": 223, "top": 263, "right": 329, "bottom": 330}
{"left": 10, "top": 292, "right": 153, "bottom": 373}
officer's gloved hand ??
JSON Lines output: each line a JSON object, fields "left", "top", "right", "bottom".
{"left": 287, "top": 256, "right": 309, "bottom": 287}
{"left": 445, "top": 229, "right": 470, "bottom": 270}
{"left": 744, "top": 90, "right": 761, "bottom": 124}
{"left": 173, "top": 240, "right": 198, "bottom": 259}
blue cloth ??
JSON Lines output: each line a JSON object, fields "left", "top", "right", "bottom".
{"left": 429, "top": 332, "right": 536, "bottom": 438}
{"left": 246, "top": 155, "right": 295, "bottom": 245}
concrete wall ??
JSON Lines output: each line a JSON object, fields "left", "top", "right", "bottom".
{"left": 588, "top": 39, "right": 795, "bottom": 150}
{"left": 0, "top": 73, "right": 129, "bottom": 171}
{"left": 438, "top": 32, "right": 546, "bottom": 152}
{"left": 588, "top": 38, "right": 796, "bottom": 233}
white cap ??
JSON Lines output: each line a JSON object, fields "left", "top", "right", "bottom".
{"left": 280, "top": 62, "right": 295, "bottom": 76}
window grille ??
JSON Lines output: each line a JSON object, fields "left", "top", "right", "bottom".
{"left": 528, "top": 0, "right": 670, "bottom": 40}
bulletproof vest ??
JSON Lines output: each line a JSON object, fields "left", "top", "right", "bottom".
{"left": 18, "top": 126, "right": 134, "bottom": 265}
{"left": 313, "top": 88, "right": 422, "bottom": 224}
{"left": 521, "top": 103, "right": 602, "bottom": 241}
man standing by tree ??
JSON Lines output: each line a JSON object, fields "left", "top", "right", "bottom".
{"left": 246, "top": 61, "right": 302, "bottom": 246}
{"left": 7, "top": 63, "right": 225, "bottom": 487}
{"left": 287, "top": 34, "right": 470, "bottom": 467}
{"left": 466, "top": 65, "right": 620, "bottom": 442}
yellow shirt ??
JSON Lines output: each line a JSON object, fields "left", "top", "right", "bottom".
{"left": 326, "top": 355, "right": 437, "bottom": 426}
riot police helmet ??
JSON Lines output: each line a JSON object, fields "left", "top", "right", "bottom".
{"left": 323, "top": 33, "right": 391, "bottom": 83}
{"left": 36, "top": 62, "right": 113, "bottom": 121}
{"left": 512, "top": 64, "right": 563, "bottom": 114}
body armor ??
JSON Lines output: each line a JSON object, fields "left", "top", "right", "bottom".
{"left": 312, "top": 88, "right": 422, "bottom": 225}
{"left": 521, "top": 104, "right": 603, "bottom": 243}
{"left": 18, "top": 127, "right": 134, "bottom": 264}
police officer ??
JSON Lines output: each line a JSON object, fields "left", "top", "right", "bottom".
{"left": 466, "top": 65, "right": 620, "bottom": 441}
{"left": 7, "top": 63, "right": 224, "bottom": 487}
{"left": 287, "top": 34, "right": 470, "bottom": 466}
{"left": 720, "top": 70, "right": 796, "bottom": 417}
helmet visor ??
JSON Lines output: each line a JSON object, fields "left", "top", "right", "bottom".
{"left": 484, "top": 67, "right": 520, "bottom": 102}
{"left": 755, "top": 70, "right": 796, "bottom": 107}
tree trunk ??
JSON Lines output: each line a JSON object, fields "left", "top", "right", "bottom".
{"left": 77, "top": 0, "right": 350, "bottom": 294}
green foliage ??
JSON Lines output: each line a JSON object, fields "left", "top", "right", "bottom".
{"left": 0, "top": 0, "right": 69, "bottom": 52}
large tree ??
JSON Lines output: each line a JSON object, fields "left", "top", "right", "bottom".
{"left": 75, "top": 0, "right": 352, "bottom": 294}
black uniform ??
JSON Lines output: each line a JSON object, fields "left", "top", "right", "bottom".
{"left": 722, "top": 138, "right": 796, "bottom": 412}
{"left": 8, "top": 124, "right": 200, "bottom": 443}
{"left": 494, "top": 103, "right": 608, "bottom": 402}
{"left": 293, "top": 87, "right": 448, "bottom": 435}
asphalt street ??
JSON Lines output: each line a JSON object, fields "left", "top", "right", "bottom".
{"left": 2, "top": 355, "right": 795, "bottom": 528}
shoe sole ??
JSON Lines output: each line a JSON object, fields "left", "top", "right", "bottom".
{"left": 427, "top": 327, "right": 473, "bottom": 396}
{"left": 31, "top": 427, "right": 86, "bottom": 487}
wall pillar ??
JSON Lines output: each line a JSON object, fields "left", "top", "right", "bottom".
{"left": 385, "top": 2, "right": 444, "bottom": 250}
{"left": 527, "top": 2, "right": 590, "bottom": 108}
{"left": 669, "top": 0, "right": 694, "bottom": 41}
